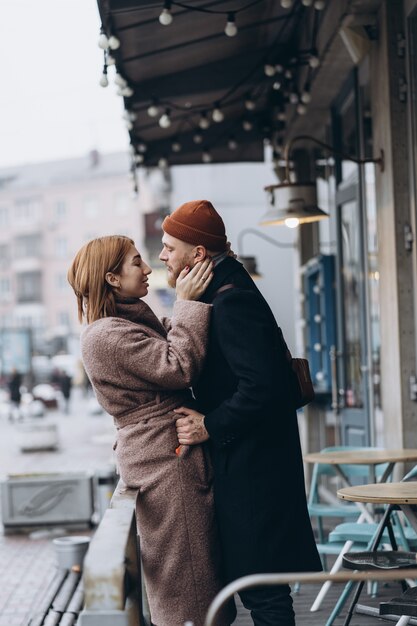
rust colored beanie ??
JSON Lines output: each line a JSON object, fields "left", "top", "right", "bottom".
{"left": 162, "top": 200, "right": 227, "bottom": 251}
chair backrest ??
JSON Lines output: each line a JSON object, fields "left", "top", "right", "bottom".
{"left": 308, "top": 446, "right": 389, "bottom": 504}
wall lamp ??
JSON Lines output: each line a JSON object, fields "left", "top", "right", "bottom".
{"left": 237, "top": 227, "right": 296, "bottom": 278}
{"left": 261, "top": 134, "right": 384, "bottom": 229}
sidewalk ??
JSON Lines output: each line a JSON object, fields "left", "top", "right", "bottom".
{"left": 0, "top": 388, "right": 116, "bottom": 626}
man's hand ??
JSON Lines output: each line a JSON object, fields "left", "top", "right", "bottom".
{"left": 174, "top": 407, "right": 209, "bottom": 445}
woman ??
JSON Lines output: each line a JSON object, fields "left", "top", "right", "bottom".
{"left": 68, "top": 235, "right": 235, "bottom": 626}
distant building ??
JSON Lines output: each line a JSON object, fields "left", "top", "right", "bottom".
{"left": 0, "top": 150, "right": 170, "bottom": 357}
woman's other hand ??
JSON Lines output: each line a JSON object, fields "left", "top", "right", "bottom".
{"left": 176, "top": 258, "right": 213, "bottom": 301}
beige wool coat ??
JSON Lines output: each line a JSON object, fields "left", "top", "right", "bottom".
{"left": 81, "top": 297, "right": 235, "bottom": 626}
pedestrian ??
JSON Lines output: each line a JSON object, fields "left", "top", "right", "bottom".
{"left": 8, "top": 368, "right": 22, "bottom": 421}
{"left": 59, "top": 371, "right": 72, "bottom": 414}
{"left": 159, "top": 200, "right": 322, "bottom": 626}
{"left": 67, "top": 235, "right": 235, "bottom": 626}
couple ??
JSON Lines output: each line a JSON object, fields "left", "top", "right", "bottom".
{"left": 68, "top": 200, "right": 321, "bottom": 626}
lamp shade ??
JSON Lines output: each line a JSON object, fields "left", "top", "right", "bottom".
{"left": 260, "top": 182, "right": 329, "bottom": 227}
{"left": 238, "top": 255, "right": 262, "bottom": 279}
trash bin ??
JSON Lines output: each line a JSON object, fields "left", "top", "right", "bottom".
{"left": 94, "top": 466, "right": 118, "bottom": 522}
{"left": 53, "top": 535, "right": 91, "bottom": 570}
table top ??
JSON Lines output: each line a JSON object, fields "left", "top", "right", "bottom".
{"left": 304, "top": 448, "right": 417, "bottom": 466}
{"left": 338, "top": 482, "right": 417, "bottom": 504}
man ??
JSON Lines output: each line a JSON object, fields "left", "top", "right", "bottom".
{"left": 159, "top": 199, "right": 321, "bottom": 626}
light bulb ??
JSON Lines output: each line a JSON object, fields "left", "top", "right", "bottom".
{"left": 125, "top": 120, "right": 133, "bottom": 130}
{"left": 277, "top": 111, "right": 286, "bottom": 121}
{"left": 245, "top": 98, "right": 256, "bottom": 111}
{"left": 147, "top": 102, "right": 160, "bottom": 117}
{"left": 99, "top": 71, "right": 109, "bottom": 87}
{"left": 135, "top": 154, "right": 144, "bottom": 164}
{"left": 272, "top": 81, "right": 281, "bottom": 91}
{"left": 199, "top": 113, "right": 210, "bottom": 129}
{"left": 121, "top": 86, "right": 134, "bottom": 97}
{"left": 284, "top": 69, "right": 292, "bottom": 79}
{"left": 98, "top": 32, "right": 109, "bottom": 50}
{"left": 242, "top": 119, "right": 253, "bottom": 131}
{"left": 107, "top": 54, "right": 115, "bottom": 66}
{"left": 285, "top": 217, "right": 300, "bottom": 228}
{"left": 224, "top": 13, "right": 237, "bottom": 37}
{"left": 212, "top": 106, "right": 224, "bottom": 123}
{"left": 302, "top": 0, "right": 313, "bottom": 4}
{"left": 159, "top": 110, "right": 171, "bottom": 128}
{"left": 158, "top": 157, "right": 168, "bottom": 169}
{"left": 301, "top": 90, "right": 312, "bottom": 104}
{"left": 137, "top": 142, "right": 147, "bottom": 153}
{"left": 297, "top": 103, "right": 307, "bottom": 115}
{"left": 281, "top": 0, "right": 293, "bottom": 7}
{"left": 193, "top": 133, "right": 203, "bottom": 144}
{"left": 309, "top": 54, "right": 320, "bottom": 68}
{"left": 108, "top": 35, "right": 120, "bottom": 50}
{"left": 115, "top": 73, "right": 127, "bottom": 87}
{"left": 202, "top": 150, "right": 212, "bottom": 163}
{"left": 159, "top": 8, "right": 173, "bottom": 26}
{"left": 289, "top": 92, "right": 299, "bottom": 104}
{"left": 314, "top": 0, "right": 325, "bottom": 9}
{"left": 171, "top": 140, "right": 182, "bottom": 152}
{"left": 264, "top": 64, "right": 276, "bottom": 77}
{"left": 228, "top": 138, "right": 237, "bottom": 150}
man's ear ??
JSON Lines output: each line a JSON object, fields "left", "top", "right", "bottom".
{"left": 193, "top": 245, "right": 207, "bottom": 261}
{"left": 105, "top": 272, "right": 120, "bottom": 288}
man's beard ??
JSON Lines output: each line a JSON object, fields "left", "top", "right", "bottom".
{"left": 167, "top": 253, "right": 194, "bottom": 288}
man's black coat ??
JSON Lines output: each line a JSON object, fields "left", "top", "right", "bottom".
{"left": 195, "top": 256, "right": 322, "bottom": 581}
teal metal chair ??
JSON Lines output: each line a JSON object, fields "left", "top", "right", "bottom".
{"left": 307, "top": 446, "right": 389, "bottom": 566}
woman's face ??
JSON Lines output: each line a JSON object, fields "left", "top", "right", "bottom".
{"left": 115, "top": 245, "right": 152, "bottom": 298}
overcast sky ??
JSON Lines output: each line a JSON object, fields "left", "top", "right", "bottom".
{"left": 0, "top": 0, "right": 128, "bottom": 168}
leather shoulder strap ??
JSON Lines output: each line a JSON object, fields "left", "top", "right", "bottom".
{"left": 213, "top": 283, "right": 235, "bottom": 299}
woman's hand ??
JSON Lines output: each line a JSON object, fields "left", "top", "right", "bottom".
{"left": 176, "top": 258, "right": 213, "bottom": 301}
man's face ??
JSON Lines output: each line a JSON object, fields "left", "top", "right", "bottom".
{"left": 159, "top": 232, "right": 196, "bottom": 288}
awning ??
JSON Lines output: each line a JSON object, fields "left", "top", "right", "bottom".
{"left": 96, "top": 0, "right": 318, "bottom": 168}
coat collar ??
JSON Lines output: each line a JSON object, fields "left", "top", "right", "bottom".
{"left": 201, "top": 257, "right": 242, "bottom": 303}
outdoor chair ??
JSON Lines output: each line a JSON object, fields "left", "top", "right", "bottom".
{"left": 307, "top": 445, "right": 388, "bottom": 567}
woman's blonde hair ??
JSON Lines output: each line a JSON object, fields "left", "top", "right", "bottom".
{"left": 68, "top": 235, "right": 134, "bottom": 324}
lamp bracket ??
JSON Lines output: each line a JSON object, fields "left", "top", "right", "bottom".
{"left": 282, "top": 135, "right": 384, "bottom": 182}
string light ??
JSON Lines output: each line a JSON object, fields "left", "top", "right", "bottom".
{"left": 202, "top": 149, "right": 212, "bottom": 163}
{"left": 115, "top": 73, "right": 127, "bottom": 88}
{"left": 171, "top": 138, "right": 182, "bottom": 152}
{"left": 107, "top": 54, "right": 116, "bottom": 66}
{"left": 242, "top": 119, "right": 253, "bottom": 131}
{"left": 159, "top": 109, "right": 172, "bottom": 128}
{"left": 121, "top": 86, "right": 134, "bottom": 97}
{"left": 224, "top": 13, "right": 237, "bottom": 37}
{"left": 159, "top": 1, "right": 173, "bottom": 25}
{"left": 296, "top": 103, "right": 307, "bottom": 115}
{"left": 108, "top": 35, "right": 121, "bottom": 50}
{"left": 199, "top": 111, "right": 210, "bottom": 129}
{"left": 309, "top": 52, "right": 320, "bottom": 68}
{"left": 281, "top": 0, "right": 293, "bottom": 8}
{"left": 272, "top": 81, "right": 282, "bottom": 91}
{"left": 289, "top": 92, "right": 299, "bottom": 104}
{"left": 98, "top": 28, "right": 109, "bottom": 50}
{"left": 158, "top": 157, "right": 169, "bottom": 168}
{"left": 275, "top": 64, "right": 284, "bottom": 73}
{"left": 264, "top": 64, "right": 276, "bottom": 77}
{"left": 284, "top": 69, "right": 292, "bottom": 79}
{"left": 147, "top": 99, "right": 160, "bottom": 118}
{"left": 135, "top": 153, "right": 144, "bottom": 164}
{"left": 99, "top": 65, "right": 108, "bottom": 87}
{"left": 228, "top": 136, "right": 238, "bottom": 150}
{"left": 137, "top": 142, "right": 147, "bottom": 153}
{"left": 193, "top": 133, "right": 203, "bottom": 144}
{"left": 301, "top": 88, "right": 312, "bottom": 104}
{"left": 245, "top": 96, "right": 256, "bottom": 111}
{"left": 212, "top": 104, "right": 224, "bottom": 123}
{"left": 314, "top": 0, "right": 325, "bottom": 9}
{"left": 302, "top": 0, "right": 313, "bottom": 4}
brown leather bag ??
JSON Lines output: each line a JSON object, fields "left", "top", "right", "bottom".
{"left": 277, "top": 328, "right": 315, "bottom": 409}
